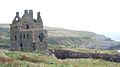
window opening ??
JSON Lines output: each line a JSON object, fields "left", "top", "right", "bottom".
{"left": 16, "top": 18, "right": 19, "bottom": 21}
{"left": 23, "top": 34, "right": 25, "bottom": 39}
{"left": 39, "top": 33, "right": 44, "bottom": 42}
{"left": 15, "top": 35, "right": 17, "bottom": 41}
{"left": 20, "top": 34, "right": 22, "bottom": 39}
{"left": 27, "top": 34, "right": 29, "bottom": 39}
{"left": 33, "top": 42, "right": 36, "bottom": 50}
{"left": 20, "top": 42, "right": 23, "bottom": 51}
{"left": 26, "top": 25, "right": 29, "bottom": 29}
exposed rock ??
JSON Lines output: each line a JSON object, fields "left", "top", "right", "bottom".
{"left": 50, "top": 49, "right": 120, "bottom": 63}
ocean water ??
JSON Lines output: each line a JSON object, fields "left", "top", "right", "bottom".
{"left": 100, "top": 32, "right": 120, "bottom": 42}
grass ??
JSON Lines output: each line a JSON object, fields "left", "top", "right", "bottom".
{"left": 0, "top": 48, "right": 120, "bottom": 67}
{"left": 71, "top": 48, "right": 119, "bottom": 55}
{"left": 48, "top": 44, "right": 120, "bottom": 55}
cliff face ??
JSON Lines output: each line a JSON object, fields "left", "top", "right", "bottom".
{"left": 0, "top": 24, "right": 120, "bottom": 50}
{"left": 45, "top": 26, "right": 120, "bottom": 50}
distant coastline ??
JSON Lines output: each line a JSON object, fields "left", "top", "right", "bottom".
{"left": 100, "top": 32, "right": 120, "bottom": 42}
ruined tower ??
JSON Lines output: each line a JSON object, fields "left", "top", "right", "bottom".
{"left": 10, "top": 10, "right": 48, "bottom": 52}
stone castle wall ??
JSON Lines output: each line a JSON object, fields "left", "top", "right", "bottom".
{"left": 10, "top": 10, "right": 48, "bottom": 52}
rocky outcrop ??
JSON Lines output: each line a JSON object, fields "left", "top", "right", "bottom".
{"left": 50, "top": 49, "right": 120, "bottom": 63}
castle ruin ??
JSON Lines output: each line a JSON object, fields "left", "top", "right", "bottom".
{"left": 10, "top": 10, "right": 48, "bottom": 52}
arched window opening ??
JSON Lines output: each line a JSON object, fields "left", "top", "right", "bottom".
{"left": 15, "top": 35, "right": 17, "bottom": 41}
{"left": 20, "top": 42, "right": 23, "bottom": 51}
{"left": 26, "top": 25, "right": 29, "bottom": 29}
{"left": 23, "top": 34, "right": 25, "bottom": 39}
{"left": 16, "top": 18, "right": 19, "bottom": 21}
{"left": 27, "top": 34, "right": 29, "bottom": 39}
{"left": 20, "top": 34, "right": 22, "bottom": 39}
{"left": 33, "top": 42, "right": 36, "bottom": 50}
{"left": 39, "top": 33, "right": 44, "bottom": 42}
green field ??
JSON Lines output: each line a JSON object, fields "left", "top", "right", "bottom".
{"left": 0, "top": 47, "right": 120, "bottom": 67}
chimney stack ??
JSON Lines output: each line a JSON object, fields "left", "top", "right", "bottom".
{"left": 16, "top": 12, "right": 19, "bottom": 17}
{"left": 37, "top": 12, "right": 40, "bottom": 20}
{"left": 29, "top": 10, "right": 33, "bottom": 18}
{"left": 24, "top": 10, "right": 28, "bottom": 14}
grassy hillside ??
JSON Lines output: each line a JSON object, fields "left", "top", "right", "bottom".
{"left": 0, "top": 48, "right": 120, "bottom": 67}
{"left": 0, "top": 24, "right": 120, "bottom": 50}
{"left": 0, "top": 27, "right": 10, "bottom": 48}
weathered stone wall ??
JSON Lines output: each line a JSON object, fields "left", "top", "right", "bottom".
{"left": 10, "top": 10, "right": 48, "bottom": 52}
{"left": 18, "top": 31, "right": 33, "bottom": 51}
{"left": 10, "top": 31, "right": 20, "bottom": 51}
{"left": 10, "top": 30, "right": 33, "bottom": 51}
{"left": 33, "top": 29, "right": 48, "bottom": 51}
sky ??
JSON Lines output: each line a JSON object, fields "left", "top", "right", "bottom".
{"left": 0, "top": 0, "right": 120, "bottom": 41}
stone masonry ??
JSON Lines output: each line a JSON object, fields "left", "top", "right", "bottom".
{"left": 10, "top": 10, "right": 48, "bottom": 52}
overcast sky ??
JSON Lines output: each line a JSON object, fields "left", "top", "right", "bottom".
{"left": 0, "top": 0, "right": 120, "bottom": 34}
